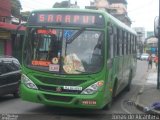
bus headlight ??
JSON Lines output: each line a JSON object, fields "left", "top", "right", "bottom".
{"left": 21, "top": 74, "right": 38, "bottom": 90}
{"left": 81, "top": 80, "right": 104, "bottom": 95}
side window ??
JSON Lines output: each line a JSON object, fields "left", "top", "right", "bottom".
{"left": 134, "top": 36, "right": 137, "bottom": 54}
{"left": 126, "top": 33, "right": 128, "bottom": 55}
{"left": 7, "top": 62, "right": 20, "bottom": 71}
{"left": 124, "top": 32, "right": 127, "bottom": 55}
{"left": 122, "top": 31, "right": 124, "bottom": 55}
{"left": 135, "top": 36, "right": 137, "bottom": 53}
{"left": 0, "top": 63, "right": 10, "bottom": 74}
{"left": 108, "top": 23, "right": 114, "bottom": 59}
{"left": 0, "top": 61, "right": 20, "bottom": 74}
{"left": 122, "top": 31, "right": 127, "bottom": 55}
{"left": 117, "top": 28, "right": 120, "bottom": 56}
{"left": 130, "top": 35, "right": 133, "bottom": 54}
{"left": 128, "top": 34, "right": 131, "bottom": 54}
{"left": 131, "top": 35, "right": 134, "bottom": 54}
{"left": 132, "top": 35, "right": 135, "bottom": 54}
{"left": 119, "top": 30, "right": 123, "bottom": 56}
{"left": 113, "top": 27, "right": 117, "bottom": 57}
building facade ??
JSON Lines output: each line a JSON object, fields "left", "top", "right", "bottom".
{"left": 133, "top": 27, "right": 145, "bottom": 54}
{"left": 145, "top": 32, "right": 157, "bottom": 55}
{"left": 0, "top": 0, "right": 25, "bottom": 63}
{"left": 145, "top": 37, "right": 158, "bottom": 55}
{"left": 108, "top": 0, "right": 131, "bottom": 26}
{"left": 0, "top": 0, "right": 11, "bottom": 23}
{"left": 85, "top": 0, "right": 131, "bottom": 26}
{"left": 0, "top": 0, "right": 12, "bottom": 55}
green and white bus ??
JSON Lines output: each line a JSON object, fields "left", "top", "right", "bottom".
{"left": 20, "top": 8, "right": 137, "bottom": 109}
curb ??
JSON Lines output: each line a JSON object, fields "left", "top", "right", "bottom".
{"left": 135, "top": 69, "right": 160, "bottom": 115}
{"left": 135, "top": 97, "right": 160, "bottom": 115}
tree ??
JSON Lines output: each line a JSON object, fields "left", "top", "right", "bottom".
{"left": 11, "top": 0, "right": 22, "bottom": 17}
{"left": 53, "top": 1, "right": 69, "bottom": 8}
{"left": 21, "top": 11, "right": 30, "bottom": 21}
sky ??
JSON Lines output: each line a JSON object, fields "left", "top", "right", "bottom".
{"left": 19, "top": 0, "right": 159, "bottom": 31}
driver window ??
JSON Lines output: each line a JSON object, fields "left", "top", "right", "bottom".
{"left": 91, "top": 33, "right": 103, "bottom": 64}
{"left": 49, "top": 34, "right": 59, "bottom": 60}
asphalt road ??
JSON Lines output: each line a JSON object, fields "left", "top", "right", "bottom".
{"left": 0, "top": 60, "right": 148, "bottom": 120}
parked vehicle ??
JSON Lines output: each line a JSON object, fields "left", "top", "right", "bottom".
{"left": 136, "top": 53, "right": 141, "bottom": 59}
{"left": 152, "top": 54, "right": 156, "bottom": 59}
{"left": 0, "top": 56, "right": 21, "bottom": 97}
{"left": 140, "top": 53, "right": 149, "bottom": 60}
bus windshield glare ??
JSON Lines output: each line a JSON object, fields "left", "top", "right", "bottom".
{"left": 23, "top": 28, "right": 104, "bottom": 74}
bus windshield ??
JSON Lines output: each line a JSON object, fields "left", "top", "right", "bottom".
{"left": 23, "top": 28, "right": 104, "bottom": 74}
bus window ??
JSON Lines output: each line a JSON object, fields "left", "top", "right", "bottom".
{"left": 130, "top": 34, "right": 132, "bottom": 54}
{"left": 113, "top": 27, "right": 117, "bottom": 57}
{"left": 23, "top": 28, "right": 104, "bottom": 74}
{"left": 122, "top": 31, "right": 124, "bottom": 55}
{"left": 49, "top": 35, "right": 61, "bottom": 60}
{"left": 117, "top": 28, "right": 120, "bottom": 56}
{"left": 65, "top": 30, "right": 104, "bottom": 73}
{"left": 119, "top": 30, "right": 123, "bottom": 56}
{"left": 108, "top": 24, "right": 114, "bottom": 59}
{"left": 126, "top": 33, "right": 128, "bottom": 55}
{"left": 124, "top": 31, "right": 127, "bottom": 55}
{"left": 131, "top": 35, "right": 134, "bottom": 54}
{"left": 135, "top": 36, "right": 137, "bottom": 53}
{"left": 128, "top": 34, "right": 131, "bottom": 54}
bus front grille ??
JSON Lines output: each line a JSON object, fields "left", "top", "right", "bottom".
{"left": 44, "top": 94, "right": 73, "bottom": 102}
{"left": 38, "top": 85, "right": 81, "bottom": 94}
{"left": 34, "top": 76, "right": 86, "bottom": 86}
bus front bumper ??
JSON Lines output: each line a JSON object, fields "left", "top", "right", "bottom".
{"left": 20, "top": 84, "right": 109, "bottom": 109}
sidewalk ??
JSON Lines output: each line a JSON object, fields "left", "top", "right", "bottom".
{"left": 135, "top": 64, "right": 160, "bottom": 114}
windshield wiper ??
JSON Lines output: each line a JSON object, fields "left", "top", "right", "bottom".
{"left": 66, "top": 27, "right": 86, "bottom": 43}
{"left": 75, "top": 70, "right": 86, "bottom": 73}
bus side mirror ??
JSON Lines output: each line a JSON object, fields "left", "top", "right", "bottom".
{"left": 154, "top": 16, "right": 159, "bottom": 38}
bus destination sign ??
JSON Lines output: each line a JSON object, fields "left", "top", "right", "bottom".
{"left": 28, "top": 12, "right": 105, "bottom": 27}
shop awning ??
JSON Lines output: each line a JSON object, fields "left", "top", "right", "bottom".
{"left": 0, "top": 22, "right": 26, "bottom": 31}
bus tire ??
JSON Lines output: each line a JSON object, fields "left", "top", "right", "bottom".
{"left": 102, "top": 99, "right": 113, "bottom": 110}
{"left": 126, "top": 71, "right": 132, "bottom": 91}
{"left": 13, "top": 82, "right": 20, "bottom": 98}
{"left": 13, "top": 92, "right": 19, "bottom": 98}
{"left": 103, "top": 80, "right": 117, "bottom": 110}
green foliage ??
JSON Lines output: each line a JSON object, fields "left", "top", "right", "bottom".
{"left": 53, "top": 1, "right": 69, "bottom": 8}
{"left": 21, "top": 11, "right": 30, "bottom": 21}
{"left": 11, "top": 0, "right": 22, "bottom": 17}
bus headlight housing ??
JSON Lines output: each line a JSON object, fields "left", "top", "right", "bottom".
{"left": 21, "top": 74, "right": 38, "bottom": 90}
{"left": 81, "top": 80, "right": 104, "bottom": 95}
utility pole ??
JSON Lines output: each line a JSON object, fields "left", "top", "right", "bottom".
{"left": 157, "top": 0, "right": 160, "bottom": 89}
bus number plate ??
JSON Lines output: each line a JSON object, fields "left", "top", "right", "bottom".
{"left": 49, "top": 64, "right": 59, "bottom": 71}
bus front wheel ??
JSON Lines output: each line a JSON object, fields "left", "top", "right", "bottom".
{"left": 126, "top": 72, "right": 132, "bottom": 91}
{"left": 103, "top": 81, "right": 117, "bottom": 110}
